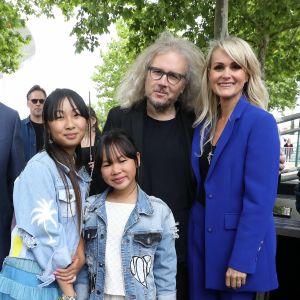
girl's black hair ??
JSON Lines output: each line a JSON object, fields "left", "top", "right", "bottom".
{"left": 100, "top": 129, "right": 139, "bottom": 175}
{"left": 43, "top": 88, "right": 89, "bottom": 228}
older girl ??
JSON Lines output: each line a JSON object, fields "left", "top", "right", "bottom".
{"left": 0, "top": 89, "right": 90, "bottom": 300}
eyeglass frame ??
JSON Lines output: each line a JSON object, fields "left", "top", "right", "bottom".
{"left": 147, "top": 66, "right": 186, "bottom": 85}
{"left": 29, "top": 99, "right": 45, "bottom": 105}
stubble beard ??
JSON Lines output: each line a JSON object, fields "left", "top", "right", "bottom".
{"left": 147, "top": 97, "right": 175, "bottom": 113}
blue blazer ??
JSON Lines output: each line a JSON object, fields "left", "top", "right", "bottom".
{"left": 0, "top": 103, "right": 25, "bottom": 266}
{"left": 191, "top": 96, "right": 280, "bottom": 291}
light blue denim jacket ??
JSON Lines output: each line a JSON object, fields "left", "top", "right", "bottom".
{"left": 84, "top": 186, "right": 178, "bottom": 300}
{"left": 10, "top": 151, "right": 90, "bottom": 287}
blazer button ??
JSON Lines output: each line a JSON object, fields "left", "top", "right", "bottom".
{"left": 207, "top": 227, "right": 212, "bottom": 233}
{"left": 208, "top": 194, "right": 213, "bottom": 199}
{"left": 99, "top": 262, "right": 103, "bottom": 267}
{"left": 96, "top": 290, "right": 101, "bottom": 295}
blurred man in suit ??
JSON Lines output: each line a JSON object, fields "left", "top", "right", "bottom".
{"left": 0, "top": 102, "right": 25, "bottom": 267}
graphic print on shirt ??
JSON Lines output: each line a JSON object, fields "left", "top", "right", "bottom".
{"left": 31, "top": 199, "right": 58, "bottom": 244}
{"left": 130, "top": 255, "right": 152, "bottom": 288}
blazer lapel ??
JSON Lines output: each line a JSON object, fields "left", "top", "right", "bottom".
{"left": 207, "top": 96, "right": 249, "bottom": 180}
{"left": 130, "top": 101, "right": 146, "bottom": 152}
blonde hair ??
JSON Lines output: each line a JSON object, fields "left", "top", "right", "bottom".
{"left": 194, "top": 36, "right": 269, "bottom": 154}
{"left": 116, "top": 31, "right": 205, "bottom": 111}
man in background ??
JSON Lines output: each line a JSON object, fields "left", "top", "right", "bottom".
{"left": 21, "top": 85, "right": 46, "bottom": 162}
{"left": 0, "top": 102, "right": 25, "bottom": 267}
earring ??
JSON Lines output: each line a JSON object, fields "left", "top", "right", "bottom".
{"left": 49, "top": 136, "right": 53, "bottom": 144}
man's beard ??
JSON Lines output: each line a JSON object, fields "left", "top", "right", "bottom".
{"left": 147, "top": 97, "right": 174, "bottom": 113}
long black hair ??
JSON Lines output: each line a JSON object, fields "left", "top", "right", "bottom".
{"left": 43, "top": 88, "right": 89, "bottom": 227}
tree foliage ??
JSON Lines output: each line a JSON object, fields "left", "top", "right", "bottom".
{"left": 92, "top": 20, "right": 136, "bottom": 128}
{"left": 0, "top": 0, "right": 30, "bottom": 74}
{"left": 16, "top": 0, "right": 300, "bottom": 109}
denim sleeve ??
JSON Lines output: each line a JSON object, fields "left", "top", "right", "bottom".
{"left": 13, "top": 160, "right": 73, "bottom": 286}
{"left": 154, "top": 207, "right": 177, "bottom": 300}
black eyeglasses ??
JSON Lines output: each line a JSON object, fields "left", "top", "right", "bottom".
{"left": 148, "top": 66, "right": 186, "bottom": 85}
{"left": 30, "top": 99, "right": 45, "bottom": 104}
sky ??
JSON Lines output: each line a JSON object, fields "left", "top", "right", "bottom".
{"left": 0, "top": 9, "right": 111, "bottom": 119}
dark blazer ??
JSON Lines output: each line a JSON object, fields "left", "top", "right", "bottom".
{"left": 191, "top": 96, "right": 280, "bottom": 291}
{"left": 103, "top": 100, "right": 196, "bottom": 260}
{"left": 0, "top": 103, "right": 25, "bottom": 266}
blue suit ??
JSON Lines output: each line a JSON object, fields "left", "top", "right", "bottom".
{"left": 188, "top": 97, "right": 280, "bottom": 299}
{"left": 0, "top": 103, "right": 25, "bottom": 267}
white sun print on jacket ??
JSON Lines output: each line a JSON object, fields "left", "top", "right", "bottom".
{"left": 31, "top": 198, "right": 58, "bottom": 245}
{"left": 130, "top": 255, "right": 152, "bottom": 288}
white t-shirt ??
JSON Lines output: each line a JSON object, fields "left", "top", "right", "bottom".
{"left": 104, "top": 201, "right": 135, "bottom": 295}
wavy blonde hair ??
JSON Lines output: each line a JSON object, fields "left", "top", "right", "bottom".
{"left": 194, "top": 36, "right": 269, "bottom": 154}
{"left": 116, "top": 32, "right": 205, "bottom": 111}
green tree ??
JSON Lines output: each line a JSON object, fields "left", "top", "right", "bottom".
{"left": 92, "top": 20, "right": 136, "bottom": 128}
{"left": 0, "top": 0, "right": 30, "bottom": 74}
{"left": 18, "top": 0, "right": 300, "bottom": 109}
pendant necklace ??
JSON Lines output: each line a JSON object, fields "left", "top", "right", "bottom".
{"left": 207, "top": 143, "right": 216, "bottom": 165}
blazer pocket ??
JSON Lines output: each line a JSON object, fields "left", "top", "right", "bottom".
{"left": 224, "top": 213, "right": 240, "bottom": 230}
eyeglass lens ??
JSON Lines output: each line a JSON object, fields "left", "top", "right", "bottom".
{"left": 31, "top": 99, "right": 45, "bottom": 104}
{"left": 148, "top": 67, "right": 184, "bottom": 85}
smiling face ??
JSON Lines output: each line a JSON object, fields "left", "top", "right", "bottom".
{"left": 101, "top": 145, "right": 140, "bottom": 195}
{"left": 208, "top": 48, "right": 248, "bottom": 104}
{"left": 47, "top": 98, "right": 87, "bottom": 155}
{"left": 145, "top": 51, "right": 187, "bottom": 113}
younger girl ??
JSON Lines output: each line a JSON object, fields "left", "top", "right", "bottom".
{"left": 84, "top": 129, "right": 177, "bottom": 300}
{"left": 0, "top": 88, "right": 90, "bottom": 300}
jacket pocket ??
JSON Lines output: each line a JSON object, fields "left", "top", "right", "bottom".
{"left": 224, "top": 213, "right": 240, "bottom": 230}
{"left": 58, "top": 189, "right": 76, "bottom": 218}
{"left": 133, "top": 232, "right": 162, "bottom": 247}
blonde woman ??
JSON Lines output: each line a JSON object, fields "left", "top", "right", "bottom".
{"left": 188, "top": 37, "right": 280, "bottom": 300}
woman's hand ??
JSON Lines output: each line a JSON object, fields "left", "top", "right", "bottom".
{"left": 225, "top": 267, "right": 247, "bottom": 289}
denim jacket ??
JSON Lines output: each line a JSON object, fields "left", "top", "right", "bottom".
{"left": 21, "top": 116, "right": 37, "bottom": 162}
{"left": 84, "top": 186, "right": 178, "bottom": 300}
{"left": 10, "top": 151, "right": 91, "bottom": 287}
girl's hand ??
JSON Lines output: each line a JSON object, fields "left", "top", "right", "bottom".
{"left": 225, "top": 267, "right": 247, "bottom": 289}
{"left": 54, "top": 255, "right": 83, "bottom": 283}
{"left": 54, "top": 238, "right": 85, "bottom": 283}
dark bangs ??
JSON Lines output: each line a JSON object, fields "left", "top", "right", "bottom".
{"left": 43, "top": 88, "right": 89, "bottom": 122}
{"left": 100, "top": 129, "right": 139, "bottom": 165}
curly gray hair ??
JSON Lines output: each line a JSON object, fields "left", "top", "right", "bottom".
{"left": 116, "top": 32, "right": 205, "bottom": 111}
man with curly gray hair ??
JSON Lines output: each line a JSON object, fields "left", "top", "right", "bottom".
{"left": 103, "top": 32, "right": 205, "bottom": 299}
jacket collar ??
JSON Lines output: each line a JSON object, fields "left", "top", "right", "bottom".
{"left": 206, "top": 95, "right": 249, "bottom": 179}
{"left": 92, "top": 185, "right": 153, "bottom": 216}
{"left": 24, "top": 116, "right": 32, "bottom": 125}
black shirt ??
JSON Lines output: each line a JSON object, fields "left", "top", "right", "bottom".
{"left": 142, "top": 114, "right": 191, "bottom": 262}
{"left": 31, "top": 121, "right": 44, "bottom": 152}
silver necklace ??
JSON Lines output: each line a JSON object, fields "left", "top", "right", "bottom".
{"left": 207, "top": 143, "right": 216, "bottom": 165}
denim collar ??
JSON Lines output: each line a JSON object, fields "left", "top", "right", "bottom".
{"left": 91, "top": 185, "right": 153, "bottom": 216}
